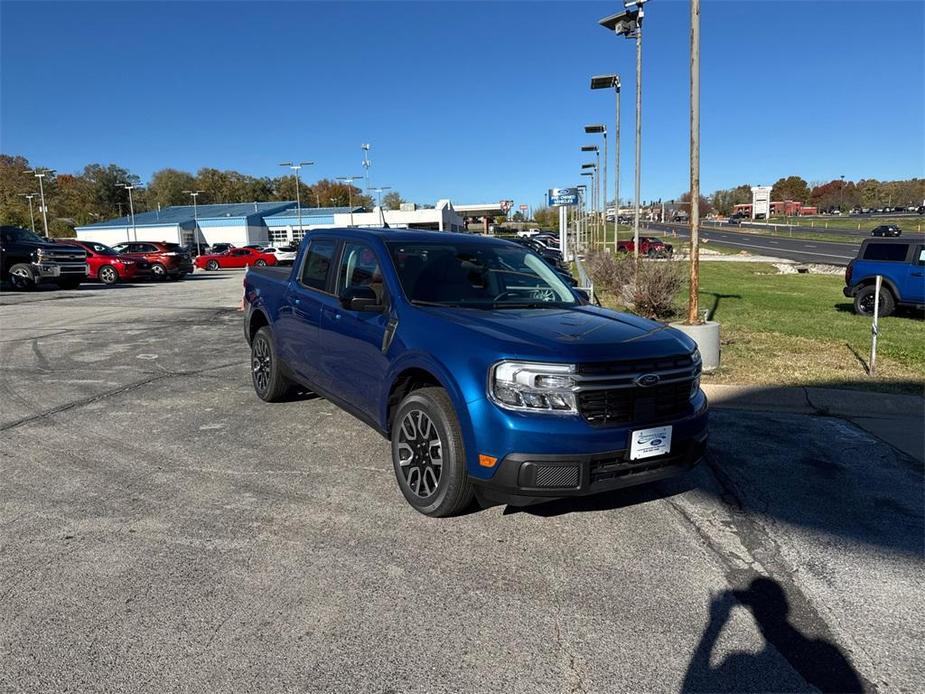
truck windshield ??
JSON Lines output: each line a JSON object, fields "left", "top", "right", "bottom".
{"left": 387, "top": 241, "right": 577, "bottom": 308}
{"left": 0, "top": 227, "right": 44, "bottom": 244}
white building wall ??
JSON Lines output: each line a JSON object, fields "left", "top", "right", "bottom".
{"left": 75, "top": 224, "right": 182, "bottom": 246}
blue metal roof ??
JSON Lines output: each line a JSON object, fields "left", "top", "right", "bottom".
{"left": 76, "top": 201, "right": 298, "bottom": 230}
{"left": 262, "top": 206, "right": 362, "bottom": 219}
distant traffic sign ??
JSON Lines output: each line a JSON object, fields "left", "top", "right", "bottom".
{"left": 548, "top": 188, "right": 578, "bottom": 206}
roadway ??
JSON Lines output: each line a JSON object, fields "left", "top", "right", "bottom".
{"left": 646, "top": 221, "right": 861, "bottom": 265}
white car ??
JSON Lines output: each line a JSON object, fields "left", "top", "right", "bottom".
{"left": 516, "top": 228, "right": 542, "bottom": 238}
{"left": 263, "top": 246, "right": 298, "bottom": 264}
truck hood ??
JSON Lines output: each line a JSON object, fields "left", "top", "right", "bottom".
{"left": 417, "top": 305, "right": 695, "bottom": 360}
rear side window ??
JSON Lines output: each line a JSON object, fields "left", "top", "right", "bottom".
{"left": 300, "top": 239, "right": 338, "bottom": 291}
{"left": 336, "top": 242, "right": 382, "bottom": 294}
{"left": 863, "top": 243, "right": 908, "bottom": 262}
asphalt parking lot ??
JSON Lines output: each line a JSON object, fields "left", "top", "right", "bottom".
{"left": 1, "top": 272, "right": 922, "bottom": 693}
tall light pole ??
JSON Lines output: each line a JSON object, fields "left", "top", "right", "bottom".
{"left": 592, "top": 74, "right": 621, "bottom": 251}
{"left": 184, "top": 190, "right": 204, "bottom": 255}
{"left": 600, "top": 0, "right": 647, "bottom": 261}
{"left": 576, "top": 184, "right": 587, "bottom": 250}
{"left": 581, "top": 157, "right": 599, "bottom": 246}
{"left": 581, "top": 173, "right": 594, "bottom": 249}
{"left": 687, "top": 0, "right": 701, "bottom": 325}
{"left": 585, "top": 125, "right": 607, "bottom": 248}
{"left": 25, "top": 168, "right": 54, "bottom": 237}
{"left": 362, "top": 144, "right": 372, "bottom": 194}
{"left": 581, "top": 164, "right": 597, "bottom": 247}
{"left": 280, "top": 161, "right": 313, "bottom": 240}
{"left": 116, "top": 183, "right": 139, "bottom": 241}
{"left": 370, "top": 186, "right": 392, "bottom": 208}
{"left": 19, "top": 193, "right": 37, "bottom": 234}
{"left": 337, "top": 176, "right": 364, "bottom": 226}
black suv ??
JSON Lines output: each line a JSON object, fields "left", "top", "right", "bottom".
{"left": 1, "top": 226, "right": 88, "bottom": 290}
{"left": 871, "top": 225, "right": 902, "bottom": 237}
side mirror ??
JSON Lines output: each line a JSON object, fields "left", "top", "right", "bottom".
{"left": 340, "top": 285, "right": 384, "bottom": 312}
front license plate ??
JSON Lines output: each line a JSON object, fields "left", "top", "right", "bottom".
{"left": 629, "top": 426, "right": 672, "bottom": 460}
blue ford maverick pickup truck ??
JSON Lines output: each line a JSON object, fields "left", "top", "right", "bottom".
{"left": 243, "top": 229, "right": 708, "bottom": 516}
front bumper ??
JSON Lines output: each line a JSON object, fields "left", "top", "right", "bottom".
{"left": 473, "top": 431, "right": 707, "bottom": 506}
{"left": 465, "top": 391, "right": 709, "bottom": 505}
{"left": 34, "top": 262, "right": 89, "bottom": 279}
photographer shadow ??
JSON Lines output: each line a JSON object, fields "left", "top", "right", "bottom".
{"left": 682, "top": 577, "right": 864, "bottom": 693}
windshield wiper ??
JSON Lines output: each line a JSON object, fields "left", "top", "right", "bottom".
{"left": 410, "top": 299, "right": 463, "bottom": 308}
{"left": 491, "top": 301, "right": 568, "bottom": 309}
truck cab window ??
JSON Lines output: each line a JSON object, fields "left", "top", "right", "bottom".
{"left": 300, "top": 239, "right": 337, "bottom": 291}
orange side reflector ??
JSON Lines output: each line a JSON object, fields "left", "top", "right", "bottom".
{"left": 479, "top": 454, "right": 498, "bottom": 468}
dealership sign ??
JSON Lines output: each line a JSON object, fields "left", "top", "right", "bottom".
{"left": 548, "top": 188, "right": 578, "bottom": 206}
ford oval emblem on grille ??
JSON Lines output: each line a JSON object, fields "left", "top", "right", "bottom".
{"left": 635, "top": 373, "right": 660, "bottom": 387}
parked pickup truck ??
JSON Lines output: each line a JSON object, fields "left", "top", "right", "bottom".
{"left": 844, "top": 236, "right": 924, "bottom": 316}
{"left": 617, "top": 237, "right": 674, "bottom": 257}
{"left": 1, "top": 225, "right": 88, "bottom": 290}
{"left": 243, "top": 229, "right": 707, "bottom": 516}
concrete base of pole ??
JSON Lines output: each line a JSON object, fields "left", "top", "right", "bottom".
{"left": 671, "top": 320, "right": 720, "bottom": 373}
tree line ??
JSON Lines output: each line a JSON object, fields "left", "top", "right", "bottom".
{"left": 0, "top": 154, "right": 406, "bottom": 236}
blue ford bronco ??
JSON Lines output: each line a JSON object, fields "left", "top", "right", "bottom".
{"left": 844, "top": 236, "right": 925, "bottom": 316}
{"left": 244, "top": 229, "right": 708, "bottom": 516}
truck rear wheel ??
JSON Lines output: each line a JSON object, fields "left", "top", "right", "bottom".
{"left": 8, "top": 264, "right": 35, "bottom": 291}
{"left": 854, "top": 285, "right": 895, "bottom": 317}
{"left": 251, "top": 326, "right": 292, "bottom": 402}
{"left": 391, "top": 387, "right": 474, "bottom": 517}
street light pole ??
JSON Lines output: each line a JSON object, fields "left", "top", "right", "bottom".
{"left": 25, "top": 169, "right": 54, "bottom": 237}
{"left": 184, "top": 190, "right": 204, "bottom": 255}
{"left": 362, "top": 144, "right": 371, "bottom": 194}
{"left": 370, "top": 186, "right": 392, "bottom": 208}
{"left": 19, "top": 193, "right": 37, "bottom": 234}
{"left": 280, "top": 161, "right": 314, "bottom": 241}
{"left": 116, "top": 183, "right": 138, "bottom": 241}
{"left": 687, "top": 0, "right": 701, "bottom": 325}
{"left": 337, "top": 176, "right": 364, "bottom": 226}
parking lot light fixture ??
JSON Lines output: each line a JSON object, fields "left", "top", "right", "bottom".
{"left": 591, "top": 74, "right": 621, "bottom": 250}
{"left": 362, "top": 144, "right": 372, "bottom": 194}
{"left": 183, "top": 190, "right": 205, "bottom": 255}
{"left": 280, "top": 161, "right": 314, "bottom": 240}
{"left": 19, "top": 193, "right": 37, "bottom": 234}
{"left": 370, "top": 186, "right": 392, "bottom": 209}
{"left": 585, "top": 125, "right": 607, "bottom": 247}
{"left": 25, "top": 168, "right": 54, "bottom": 237}
{"left": 599, "top": 0, "right": 648, "bottom": 260}
{"left": 337, "top": 176, "right": 364, "bottom": 226}
{"left": 115, "top": 183, "right": 139, "bottom": 241}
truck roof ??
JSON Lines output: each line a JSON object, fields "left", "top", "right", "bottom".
{"left": 305, "top": 227, "right": 514, "bottom": 245}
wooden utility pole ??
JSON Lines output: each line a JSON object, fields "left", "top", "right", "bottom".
{"left": 687, "top": 0, "right": 701, "bottom": 324}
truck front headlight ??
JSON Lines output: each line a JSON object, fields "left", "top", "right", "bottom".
{"left": 690, "top": 348, "right": 702, "bottom": 399}
{"left": 489, "top": 361, "right": 578, "bottom": 414}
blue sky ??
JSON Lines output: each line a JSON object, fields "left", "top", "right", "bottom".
{"left": 2, "top": 1, "right": 923, "bottom": 210}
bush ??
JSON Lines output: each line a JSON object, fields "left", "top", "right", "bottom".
{"left": 585, "top": 249, "right": 682, "bottom": 320}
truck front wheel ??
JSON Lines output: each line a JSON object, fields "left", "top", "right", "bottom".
{"left": 854, "top": 285, "right": 895, "bottom": 317}
{"left": 251, "top": 326, "right": 292, "bottom": 402}
{"left": 8, "top": 264, "right": 36, "bottom": 291}
{"left": 391, "top": 387, "right": 474, "bottom": 517}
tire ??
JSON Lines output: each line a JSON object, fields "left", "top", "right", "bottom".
{"left": 391, "top": 387, "right": 474, "bottom": 517}
{"left": 57, "top": 279, "right": 82, "bottom": 290}
{"left": 8, "top": 263, "right": 36, "bottom": 291}
{"left": 255, "top": 259, "right": 267, "bottom": 267}
{"left": 206, "top": 260, "right": 220, "bottom": 271}
{"left": 98, "top": 265, "right": 119, "bottom": 285}
{"left": 854, "top": 284, "right": 895, "bottom": 317}
{"left": 250, "top": 326, "right": 292, "bottom": 402}
{"left": 150, "top": 263, "right": 168, "bottom": 280}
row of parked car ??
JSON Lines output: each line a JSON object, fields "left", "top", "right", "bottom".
{"left": 0, "top": 225, "right": 299, "bottom": 290}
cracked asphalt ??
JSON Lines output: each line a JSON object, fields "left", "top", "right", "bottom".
{"left": 1, "top": 272, "right": 922, "bottom": 693}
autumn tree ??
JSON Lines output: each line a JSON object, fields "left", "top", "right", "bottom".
{"left": 710, "top": 184, "right": 751, "bottom": 215}
{"left": 770, "top": 175, "right": 810, "bottom": 203}
{"left": 148, "top": 168, "right": 197, "bottom": 208}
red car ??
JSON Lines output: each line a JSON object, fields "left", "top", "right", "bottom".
{"left": 60, "top": 240, "right": 145, "bottom": 284}
{"left": 195, "top": 247, "right": 279, "bottom": 271}
{"left": 617, "top": 236, "right": 674, "bottom": 257}
{"left": 111, "top": 241, "right": 194, "bottom": 280}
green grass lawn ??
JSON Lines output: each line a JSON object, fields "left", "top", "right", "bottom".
{"left": 763, "top": 215, "right": 924, "bottom": 233}
{"left": 595, "top": 260, "right": 925, "bottom": 394}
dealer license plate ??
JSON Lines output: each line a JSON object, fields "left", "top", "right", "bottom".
{"left": 629, "top": 426, "right": 672, "bottom": 460}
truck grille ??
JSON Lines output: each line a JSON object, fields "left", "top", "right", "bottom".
{"left": 575, "top": 354, "right": 698, "bottom": 427}
{"left": 40, "top": 249, "right": 86, "bottom": 262}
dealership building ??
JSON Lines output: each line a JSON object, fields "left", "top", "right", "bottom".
{"left": 74, "top": 199, "right": 471, "bottom": 248}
